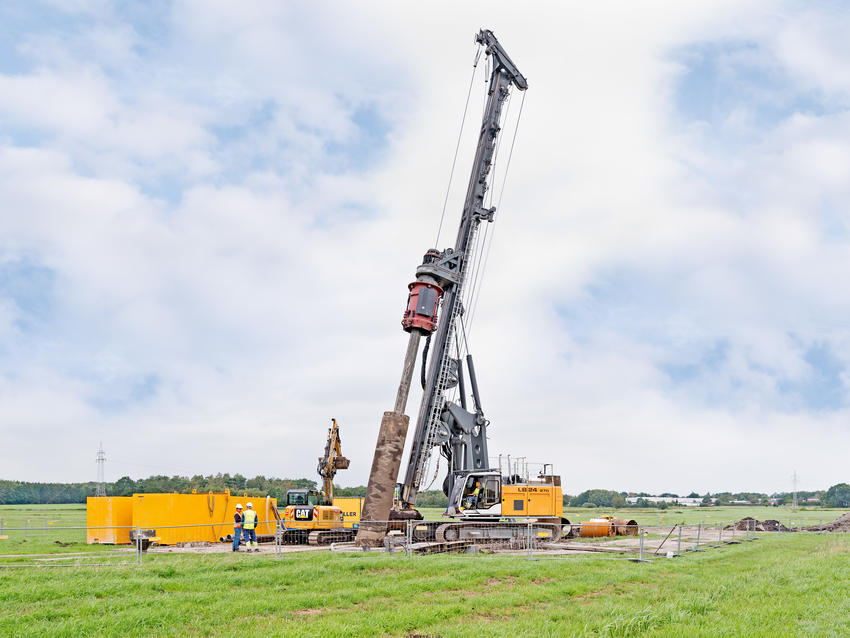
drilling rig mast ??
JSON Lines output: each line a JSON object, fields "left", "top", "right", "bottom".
{"left": 356, "top": 30, "right": 565, "bottom": 547}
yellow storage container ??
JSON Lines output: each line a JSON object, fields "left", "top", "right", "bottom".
{"left": 333, "top": 497, "right": 363, "bottom": 528}
{"left": 87, "top": 496, "right": 134, "bottom": 544}
{"left": 132, "top": 492, "right": 278, "bottom": 545}
{"left": 88, "top": 492, "right": 278, "bottom": 545}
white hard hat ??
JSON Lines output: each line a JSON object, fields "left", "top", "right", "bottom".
{"left": 246, "top": 502, "right": 253, "bottom": 508}
{"left": 236, "top": 503, "right": 243, "bottom": 509}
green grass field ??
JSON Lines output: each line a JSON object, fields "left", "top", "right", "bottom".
{"left": 1, "top": 504, "right": 849, "bottom": 637}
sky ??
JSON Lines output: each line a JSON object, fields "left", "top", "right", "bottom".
{"left": 2, "top": 1, "right": 849, "bottom": 495}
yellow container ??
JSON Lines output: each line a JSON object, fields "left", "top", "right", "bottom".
{"left": 132, "top": 492, "right": 278, "bottom": 545}
{"left": 333, "top": 497, "right": 363, "bottom": 528}
{"left": 87, "top": 496, "right": 134, "bottom": 544}
{"left": 88, "top": 492, "right": 278, "bottom": 545}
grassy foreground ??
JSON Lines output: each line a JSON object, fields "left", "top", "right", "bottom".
{"left": 1, "top": 532, "right": 848, "bottom": 637}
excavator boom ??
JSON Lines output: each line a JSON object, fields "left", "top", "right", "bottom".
{"left": 317, "top": 418, "right": 350, "bottom": 505}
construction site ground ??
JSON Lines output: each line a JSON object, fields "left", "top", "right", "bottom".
{"left": 2, "top": 524, "right": 848, "bottom": 637}
{"left": 148, "top": 542, "right": 326, "bottom": 555}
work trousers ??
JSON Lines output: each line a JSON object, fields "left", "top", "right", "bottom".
{"left": 244, "top": 528, "right": 257, "bottom": 545}
{"left": 232, "top": 527, "right": 242, "bottom": 550}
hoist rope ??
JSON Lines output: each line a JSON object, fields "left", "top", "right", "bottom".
{"left": 461, "top": 90, "right": 512, "bottom": 330}
{"left": 467, "top": 90, "right": 527, "bottom": 336}
{"left": 435, "top": 44, "right": 483, "bottom": 248}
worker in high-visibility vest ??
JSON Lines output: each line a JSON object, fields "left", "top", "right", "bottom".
{"left": 470, "top": 481, "right": 482, "bottom": 509}
{"left": 461, "top": 481, "right": 482, "bottom": 511}
{"left": 232, "top": 503, "right": 244, "bottom": 552}
{"left": 242, "top": 502, "right": 258, "bottom": 552}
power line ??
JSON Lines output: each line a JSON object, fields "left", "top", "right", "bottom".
{"left": 95, "top": 443, "right": 106, "bottom": 497}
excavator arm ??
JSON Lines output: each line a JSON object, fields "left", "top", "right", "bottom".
{"left": 317, "top": 418, "right": 350, "bottom": 506}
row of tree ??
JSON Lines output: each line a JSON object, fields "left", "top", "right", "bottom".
{"left": 0, "top": 474, "right": 315, "bottom": 505}
{"left": 2, "top": 476, "right": 849, "bottom": 509}
{"left": 565, "top": 486, "right": 850, "bottom": 509}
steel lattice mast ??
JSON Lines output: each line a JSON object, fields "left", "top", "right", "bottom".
{"left": 95, "top": 442, "right": 107, "bottom": 497}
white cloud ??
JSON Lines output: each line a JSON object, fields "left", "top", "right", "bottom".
{"left": 1, "top": 1, "right": 849, "bottom": 496}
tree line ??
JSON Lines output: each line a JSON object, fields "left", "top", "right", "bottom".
{"left": 2, "top": 476, "right": 848, "bottom": 509}
{"left": 0, "top": 474, "right": 314, "bottom": 505}
{"left": 565, "top": 485, "right": 850, "bottom": 509}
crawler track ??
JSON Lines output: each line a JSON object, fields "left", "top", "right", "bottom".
{"left": 434, "top": 521, "right": 562, "bottom": 543}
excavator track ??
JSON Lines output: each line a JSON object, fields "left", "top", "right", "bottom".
{"left": 307, "top": 529, "right": 356, "bottom": 546}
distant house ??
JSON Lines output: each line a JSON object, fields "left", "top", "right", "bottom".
{"left": 625, "top": 496, "right": 706, "bottom": 507}
{"left": 729, "top": 500, "right": 751, "bottom": 505}
{"left": 806, "top": 497, "right": 820, "bottom": 503}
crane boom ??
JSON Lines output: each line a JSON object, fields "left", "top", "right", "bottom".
{"left": 356, "top": 29, "right": 526, "bottom": 546}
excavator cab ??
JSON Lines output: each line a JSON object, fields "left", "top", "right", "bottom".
{"left": 285, "top": 489, "right": 320, "bottom": 507}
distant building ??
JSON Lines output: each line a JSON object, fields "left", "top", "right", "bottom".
{"left": 806, "top": 497, "right": 820, "bottom": 503}
{"left": 729, "top": 500, "right": 751, "bottom": 505}
{"left": 625, "top": 496, "right": 706, "bottom": 507}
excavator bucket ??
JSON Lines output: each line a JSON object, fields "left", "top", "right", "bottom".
{"left": 334, "top": 456, "right": 351, "bottom": 470}
{"left": 355, "top": 411, "right": 409, "bottom": 546}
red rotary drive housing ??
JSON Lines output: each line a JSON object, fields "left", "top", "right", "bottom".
{"left": 402, "top": 281, "right": 443, "bottom": 333}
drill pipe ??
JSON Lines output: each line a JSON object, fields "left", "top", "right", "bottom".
{"left": 356, "top": 331, "right": 421, "bottom": 546}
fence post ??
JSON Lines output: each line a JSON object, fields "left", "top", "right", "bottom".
{"left": 276, "top": 522, "right": 281, "bottom": 560}
{"left": 136, "top": 526, "right": 142, "bottom": 565}
{"left": 718, "top": 522, "right": 723, "bottom": 544}
{"left": 639, "top": 528, "right": 645, "bottom": 561}
{"left": 696, "top": 522, "right": 701, "bottom": 550}
{"left": 527, "top": 523, "right": 533, "bottom": 560}
{"left": 746, "top": 519, "right": 750, "bottom": 541}
{"left": 676, "top": 524, "right": 682, "bottom": 555}
{"left": 819, "top": 519, "right": 823, "bottom": 533}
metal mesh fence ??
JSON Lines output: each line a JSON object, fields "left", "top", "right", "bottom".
{"left": 0, "top": 515, "right": 836, "bottom": 569}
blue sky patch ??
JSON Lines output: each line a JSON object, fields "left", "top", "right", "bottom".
{"left": 0, "top": 257, "right": 55, "bottom": 332}
{"left": 673, "top": 41, "right": 829, "bottom": 140}
{"left": 779, "top": 342, "right": 846, "bottom": 411}
{"left": 89, "top": 371, "right": 161, "bottom": 413}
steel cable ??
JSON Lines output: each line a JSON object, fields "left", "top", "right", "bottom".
{"left": 435, "top": 44, "right": 482, "bottom": 248}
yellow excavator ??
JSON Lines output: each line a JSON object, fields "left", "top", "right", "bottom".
{"left": 280, "top": 418, "right": 355, "bottom": 545}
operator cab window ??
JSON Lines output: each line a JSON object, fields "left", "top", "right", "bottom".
{"left": 482, "top": 478, "right": 499, "bottom": 506}
{"left": 288, "top": 492, "right": 307, "bottom": 506}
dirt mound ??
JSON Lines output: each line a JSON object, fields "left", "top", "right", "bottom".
{"left": 726, "top": 517, "right": 790, "bottom": 532}
{"left": 727, "top": 512, "right": 850, "bottom": 533}
{"left": 803, "top": 512, "right": 850, "bottom": 532}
